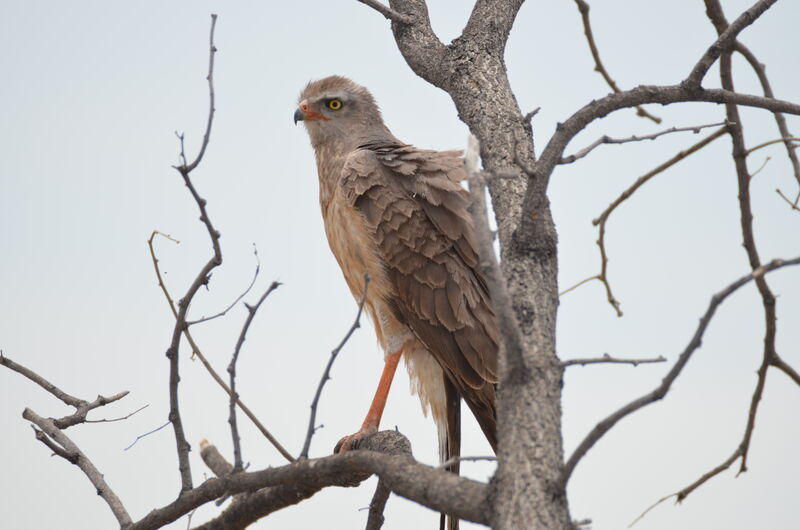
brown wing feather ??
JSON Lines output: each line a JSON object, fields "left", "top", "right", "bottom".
{"left": 341, "top": 144, "right": 498, "bottom": 451}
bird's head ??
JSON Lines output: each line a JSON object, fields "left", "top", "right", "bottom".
{"left": 295, "top": 75, "right": 391, "bottom": 150}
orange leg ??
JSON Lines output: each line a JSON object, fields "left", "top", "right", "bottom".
{"left": 336, "top": 350, "right": 402, "bottom": 453}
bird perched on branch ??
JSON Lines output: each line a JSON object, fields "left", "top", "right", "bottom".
{"left": 295, "top": 76, "right": 497, "bottom": 528}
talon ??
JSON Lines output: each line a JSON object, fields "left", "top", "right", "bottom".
{"left": 334, "top": 427, "right": 377, "bottom": 454}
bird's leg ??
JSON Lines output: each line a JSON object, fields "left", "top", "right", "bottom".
{"left": 335, "top": 349, "right": 402, "bottom": 453}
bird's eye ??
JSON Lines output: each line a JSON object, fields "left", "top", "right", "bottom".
{"left": 327, "top": 99, "right": 343, "bottom": 111}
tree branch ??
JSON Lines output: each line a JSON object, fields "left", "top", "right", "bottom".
{"left": 559, "top": 121, "right": 727, "bottom": 165}
{"left": 148, "top": 231, "right": 294, "bottom": 462}
{"left": 124, "top": 431, "right": 491, "bottom": 530}
{"left": 562, "top": 354, "right": 666, "bottom": 368}
{"left": 559, "top": 256, "right": 800, "bottom": 490}
{"left": 24, "top": 408, "right": 132, "bottom": 527}
{"left": 228, "top": 281, "right": 281, "bottom": 471}
{"left": 365, "top": 480, "right": 391, "bottom": 530}
{"left": 165, "top": 13, "right": 221, "bottom": 493}
{"left": 0, "top": 351, "right": 84, "bottom": 408}
{"left": 357, "top": 0, "right": 413, "bottom": 24}
{"left": 590, "top": 126, "right": 729, "bottom": 315}
{"left": 381, "top": 0, "right": 449, "bottom": 88}
{"left": 684, "top": 0, "right": 778, "bottom": 89}
{"left": 571, "top": 0, "right": 661, "bottom": 123}
{"left": 187, "top": 245, "right": 261, "bottom": 325}
{"left": 300, "top": 273, "right": 370, "bottom": 459}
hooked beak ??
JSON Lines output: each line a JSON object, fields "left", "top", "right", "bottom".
{"left": 294, "top": 99, "right": 330, "bottom": 125}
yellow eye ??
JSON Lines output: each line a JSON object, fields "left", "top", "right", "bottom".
{"left": 327, "top": 99, "right": 343, "bottom": 110}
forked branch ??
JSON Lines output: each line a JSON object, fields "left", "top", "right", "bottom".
{"left": 560, "top": 256, "right": 800, "bottom": 490}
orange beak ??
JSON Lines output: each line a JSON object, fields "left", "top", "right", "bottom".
{"left": 294, "top": 99, "right": 330, "bottom": 124}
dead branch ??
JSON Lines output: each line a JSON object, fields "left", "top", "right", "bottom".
{"left": 684, "top": 0, "right": 777, "bottom": 88}
{"left": 744, "top": 137, "right": 800, "bottom": 156}
{"left": 776, "top": 188, "right": 800, "bottom": 211}
{"left": 148, "top": 231, "right": 294, "bottom": 462}
{"left": 590, "top": 126, "right": 728, "bottom": 315}
{"left": 300, "top": 273, "right": 370, "bottom": 459}
{"left": 571, "top": 0, "right": 660, "bottom": 123}
{"left": 633, "top": 4, "right": 790, "bottom": 505}
{"left": 560, "top": 121, "right": 727, "bottom": 164}
{"left": 200, "top": 439, "right": 234, "bottom": 477}
{"left": 124, "top": 421, "right": 171, "bottom": 451}
{"left": 122, "top": 431, "right": 491, "bottom": 530}
{"left": 559, "top": 255, "right": 800, "bottom": 490}
{"left": 228, "top": 281, "right": 281, "bottom": 471}
{"left": 437, "top": 455, "right": 497, "bottom": 470}
{"left": 0, "top": 351, "right": 86, "bottom": 408}
{"left": 85, "top": 404, "right": 149, "bottom": 424}
{"left": 562, "top": 354, "right": 666, "bottom": 367}
{"left": 357, "top": 0, "right": 414, "bottom": 24}
{"left": 0, "top": 352, "right": 132, "bottom": 430}
{"left": 365, "top": 480, "right": 391, "bottom": 530}
{"left": 165, "top": 13, "right": 221, "bottom": 492}
{"left": 25, "top": 408, "right": 132, "bottom": 527}
{"left": 187, "top": 245, "right": 261, "bottom": 325}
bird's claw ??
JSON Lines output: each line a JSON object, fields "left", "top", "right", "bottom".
{"left": 334, "top": 426, "right": 377, "bottom": 454}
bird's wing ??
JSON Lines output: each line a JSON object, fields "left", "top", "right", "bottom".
{"left": 341, "top": 141, "right": 498, "bottom": 450}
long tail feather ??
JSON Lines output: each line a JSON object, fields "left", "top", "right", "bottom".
{"left": 439, "top": 376, "right": 461, "bottom": 530}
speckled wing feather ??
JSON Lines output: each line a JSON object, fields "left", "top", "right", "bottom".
{"left": 341, "top": 141, "right": 498, "bottom": 450}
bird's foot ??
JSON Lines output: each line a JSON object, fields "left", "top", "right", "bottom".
{"left": 334, "top": 425, "right": 378, "bottom": 453}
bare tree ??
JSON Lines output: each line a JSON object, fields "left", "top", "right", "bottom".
{"left": 3, "top": 1, "right": 799, "bottom": 529}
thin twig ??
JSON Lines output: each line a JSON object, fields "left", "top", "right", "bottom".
{"left": 591, "top": 126, "right": 729, "bottom": 316}
{"left": 559, "top": 275, "right": 600, "bottom": 297}
{"left": 148, "top": 232, "right": 295, "bottom": 462}
{"left": 124, "top": 421, "right": 171, "bottom": 451}
{"left": 562, "top": 354, "right": 666, "bottom": 367}
{"left": 559, "top": 255, "right": 800, "bottom": 490}
{"left": 228, "top": 281, "right": 282, "bottom": 471}
{"left": 560, "top": 121, "right": 727, "bottom": 164}
{"left": 300, "top": 273, "right": 370, "bottom": 458}
{"left": 776, "top": 188, "right": 800, "bottom": 211}
{"left": 571, "top": 0, "right": 661, "bottom": 123}
{"left": 744, "top": 137, "right": 800, "bottom": 155}
{"left": 748, "top": 156, "right": 771, "bottom": 180}
{"left": 187, "top": 245, "right": 261, "bottom": 325}
{"left": 85, "top": 404, "right": 148, "bottom": 424}
{"left": 436, "top": 455, "right": 497, "bottom": 470}
{"left": 356, "top": 0, "right": 414, "bottom": 24}
{"left": 25, "top": 408, "right": 133, "bottom": 527}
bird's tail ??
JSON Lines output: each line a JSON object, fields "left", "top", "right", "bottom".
{"left": 438, "top": 377, "right": 461, "bottom": 530}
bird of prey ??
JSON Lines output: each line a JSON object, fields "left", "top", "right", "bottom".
{"left": 294, "top": 76, "right": 498, "bottom": 525}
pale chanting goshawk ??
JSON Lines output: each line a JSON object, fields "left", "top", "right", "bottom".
{"left": 295, "top": 76, "right": 498, "bottom": 528}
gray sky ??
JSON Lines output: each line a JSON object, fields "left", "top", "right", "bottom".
{"left": 1, "top": 1, "right": 798, "bottom": 529}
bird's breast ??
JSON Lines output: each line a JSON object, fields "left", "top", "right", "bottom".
{"left": 323, "top": 189, "right": 410, "bottom": 355}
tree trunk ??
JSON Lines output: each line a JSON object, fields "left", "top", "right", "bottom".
{"left": 387, "top": 1, "right": 570, "bottom": 527}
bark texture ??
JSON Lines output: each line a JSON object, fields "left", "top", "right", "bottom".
{"left": 387, "top": 1, "right": 569, "bottom": 527}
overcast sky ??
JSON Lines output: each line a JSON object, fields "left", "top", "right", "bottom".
{"left": 1, "top": 1, "right": 799, "bottom": 529}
